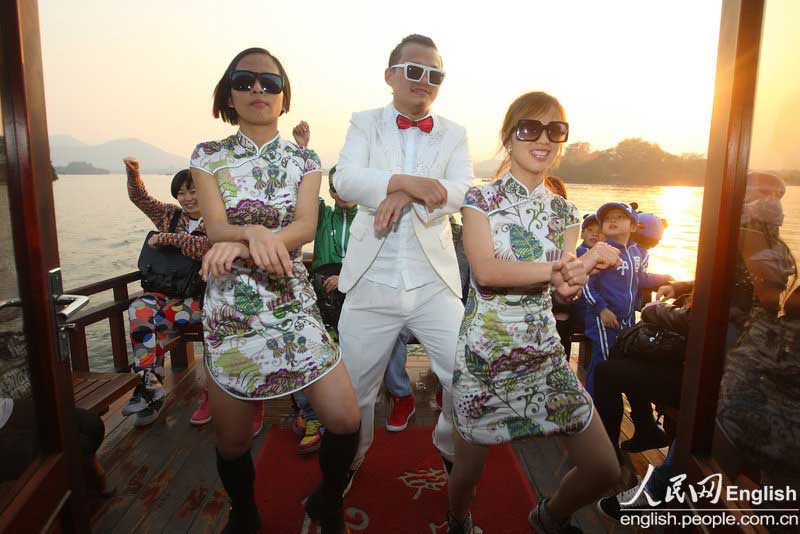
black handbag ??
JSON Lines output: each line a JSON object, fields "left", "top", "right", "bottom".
{"left": 138, "top": 210, "right": 205, "bottom": 299}
{"left": 608, "top": 321, "right": 687, "bottom": 364}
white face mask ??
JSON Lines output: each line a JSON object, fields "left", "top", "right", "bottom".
{"left": 743, "top": 198, "right": 784, "bottom": 227}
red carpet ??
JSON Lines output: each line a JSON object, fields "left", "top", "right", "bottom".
{"left": 254, "top": 426, "right": 538, "bottom": 533}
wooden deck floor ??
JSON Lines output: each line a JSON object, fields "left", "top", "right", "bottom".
{"left": 91, "top": 345, "right": 666, "bottom": 533}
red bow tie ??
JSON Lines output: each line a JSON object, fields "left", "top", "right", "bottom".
{"left": 396, "top": 114, "right": 434, "bottom": 133}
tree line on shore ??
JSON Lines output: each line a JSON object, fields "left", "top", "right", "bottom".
{"left": 476, "top": 137, "right": 800, "bottom": 186}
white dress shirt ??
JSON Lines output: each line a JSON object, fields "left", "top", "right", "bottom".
{"left": 364, "top": 106, "right": 440, "bottom": 290}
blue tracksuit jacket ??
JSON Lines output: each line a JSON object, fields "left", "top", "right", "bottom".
{"left": 582, "top": 239, "right": 665, "bottom": 395}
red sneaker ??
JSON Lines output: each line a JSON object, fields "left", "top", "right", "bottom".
{"left": 190, "top": 386, "right": 212, "bottom": 426}
{"left": 386, "top": 395, "right": 415, "bottom": 432}
{"left": 252, "top": 401, "right": 264, "bottom": 437}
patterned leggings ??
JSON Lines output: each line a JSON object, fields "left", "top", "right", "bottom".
{"left": 128, "top": 293, "right": 202, "bottom": 372}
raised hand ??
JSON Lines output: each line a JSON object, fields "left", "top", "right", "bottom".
{"left": 244, "top": 224, "right": 294, "bottom": 277}
{"left": 403, "top": 176, "right": 447, "bottom": 212}
{"left": 123, "top": 157, "right": 139, "bottom": 173}
{"left": 292, "top": 121, "right": 310, "bottom": 148}
{"left": 375, "top": 191, "right": 413, "bottom": 233}
{"left": 200, "top": 242, "right": 251, "bottom": 280}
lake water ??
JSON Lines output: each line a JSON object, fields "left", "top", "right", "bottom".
{"left": 52, "top": 175, "right": 800, "bottom": 371}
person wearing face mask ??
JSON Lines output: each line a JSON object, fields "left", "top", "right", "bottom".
{"left": 122, "top": 159, "right": 210, "bottom": 427}
{"left": 448, "top": 92, "right": 622, "bottom": 534}
{"left": 332, "top": 34, "right": 473, "bottom": 501}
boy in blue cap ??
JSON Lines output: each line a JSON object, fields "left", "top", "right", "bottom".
{"left": 582, "top": 203, "right": 671, "bottom": 395}
{"left": 557, "top": 213, "right": 603, "bottom": 356}
{"left": 577, "top": 213, "right": 601, "bottom": 257}
{"left": 630, "top": 212, "right": 673, "bottom": 311}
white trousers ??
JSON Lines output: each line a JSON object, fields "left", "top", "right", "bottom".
{"left": 338, "top": 277, "right": 464, "bottom": 468}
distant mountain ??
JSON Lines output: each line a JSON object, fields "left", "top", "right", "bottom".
{"left": 50, "top": 134, "right": 88, "bottom": 148}
{"left": 49, "top": 136, "right": 187, "bottom": 174}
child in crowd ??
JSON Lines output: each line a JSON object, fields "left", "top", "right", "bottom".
{"left": 631, "top": 212, "right": 673, "bottom": 310}
{"left": 577, "top": 213, "right": 601, "bottom": 257}
{"left": 560, "top": 213, "right": 603, "bottom": 353}
{"left": 582, "top": 202, "right": 672, "bottom": 395}
{"left": 291, "top": 124, "right": 415, "bottom": 454}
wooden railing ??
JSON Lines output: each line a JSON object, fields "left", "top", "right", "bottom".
{"left": 66, "top": 271, "right": 143, "bottom": 372}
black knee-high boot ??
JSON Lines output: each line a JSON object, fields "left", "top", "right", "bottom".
{"left": 217, "top": 448, "right": 261, "bottom": 534}
{"left": 305, "top": 428, "right": 360, "bottom": 533}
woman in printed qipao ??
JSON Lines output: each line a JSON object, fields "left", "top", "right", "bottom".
{"left": 446, "top": 92, "right": 622, "bottom": 534}
{"left": 191, "top": 48, "right": 359, "bottom": 534}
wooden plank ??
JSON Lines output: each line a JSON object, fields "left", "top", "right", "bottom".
{"left": 71, "top": 377, "right": 96, "bottom": 395}
{"left": 91, "top": 369, "right": 207, "bottom": 532}
{"left": 157, "top": 425, "right": 221, "bottom": 534}
{"left": 72, "top": 378, "right": 107, "bottom": 401}
{"left": 72, "top": 372, "right": 138, "bottom": 414}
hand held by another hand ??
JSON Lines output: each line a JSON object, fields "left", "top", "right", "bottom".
{"left": 589, "top": 242, "right": 621, "bottom": 271}
{"left": 245, "top": 225, "right": 294, "bottom": 277}
{"left": 200, "top": 242, "right": 251, "bottom": 281}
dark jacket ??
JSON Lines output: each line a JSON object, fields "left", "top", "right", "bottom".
{"left": 641, "top": 301, "right": 691, "bottom": 336}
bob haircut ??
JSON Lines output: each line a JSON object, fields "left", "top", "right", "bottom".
{"left": 170, "top": 169, "right": 194, "bottom": 199}
{"left": 212, "top": 47, "right": 292, "bottom": 125}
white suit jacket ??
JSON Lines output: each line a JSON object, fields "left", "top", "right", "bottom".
{"left": 334, "top": 104, "right": 474, "bottom": 297}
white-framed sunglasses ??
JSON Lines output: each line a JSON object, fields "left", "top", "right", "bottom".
{"left": 390, "top": 62, "right": 446, "bottom": 86}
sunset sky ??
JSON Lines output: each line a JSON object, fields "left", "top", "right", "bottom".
{"left": 36, "top": 0, "right": 797, "bottom": 171}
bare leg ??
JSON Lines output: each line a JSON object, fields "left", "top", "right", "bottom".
{"left": 547, "top": 412, "right": 621, "bottom": 522}
{"left": 303, "top": 362, "right": 360, "bottom": 434}
{"left": 208, "top": 378, "right": 254, "bottom": 458}
{"left": 448, "top": 430, "right": 490, "bottom": 520}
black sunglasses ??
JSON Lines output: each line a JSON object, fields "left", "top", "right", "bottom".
{"left": 229, "top": 70, "right": 284, "bottom": 94}
{"left": 515, "top": 120, "right": 569, "bottom": 143}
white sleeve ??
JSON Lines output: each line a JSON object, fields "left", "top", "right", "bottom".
{"left": 412, "top": 129, "right": 473, "bottom": 223}
{"left": 333, "top": 113, "right": 392, "bottom": 210}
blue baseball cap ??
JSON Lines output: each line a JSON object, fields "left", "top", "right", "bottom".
{"left": 635, "top": 213, "right": 667, "bottom": 241}
{"left": 596, "top": 202, "right": 638, "bottom": 224}
{"left": 581, "top": 213, "right": 599, "bottom": 230}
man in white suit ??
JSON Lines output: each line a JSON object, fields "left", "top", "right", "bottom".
{"left": 333, "top": 34, "right": 473, "bottom": 488}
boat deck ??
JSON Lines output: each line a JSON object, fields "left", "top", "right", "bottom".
{"left": 90, "top": 345, "right": 666, "bottom": 533}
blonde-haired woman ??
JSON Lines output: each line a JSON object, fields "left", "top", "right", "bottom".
{"left": 446, "top": 92, "right": 621, "bottom": 534}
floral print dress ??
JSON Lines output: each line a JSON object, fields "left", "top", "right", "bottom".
{"left": 453, "top": 172, "right": 594, "bottom": 444}
{"left": 190, "top": 131, "right": 339, "bottom": 400}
